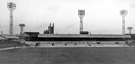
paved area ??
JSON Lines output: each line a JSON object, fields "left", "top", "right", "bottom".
{"left": 0, "top": 44, "right": 129, "bottom": 51}
{"left": 38, "top": 44, "right": 129, "bottom": 47}
{"left": 0, "top": 46, "right": 26, "bottom": 51}
{"left": 0, "top": 47, "right": 16, "bottom": 51}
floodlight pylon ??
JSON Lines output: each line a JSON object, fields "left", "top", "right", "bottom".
{"left": 7, "top": 2, "right": 16, "bottom": 35}
{"left": 120, "top": 10, "right": 127, "bottom": 35}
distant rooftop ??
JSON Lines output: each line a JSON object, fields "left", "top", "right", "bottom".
{"left": 1, "top": 35, "right": 19, "bottom": 39}
{"left": 38, "top": 34, "right": 131, "bottom": 38}
{"left": 0, "top": 36, "right": 6, "bottom": 40}
{"left": 22, "top": 32, "right": 39, "bottom": 37}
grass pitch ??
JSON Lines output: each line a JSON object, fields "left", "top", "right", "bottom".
{"left": 0, "top": 47, "right": 135, "bottom": 64}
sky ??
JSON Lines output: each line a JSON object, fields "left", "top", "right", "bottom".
{"left": 0, "top": 0, "right": 135, "bottom": 34}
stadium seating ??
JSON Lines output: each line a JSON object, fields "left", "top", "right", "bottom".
{"left": 39, "top": 43, "right": 52, "bottom": 47}
{"left": 53, "top": 43, "right": 65, "bottom": 47}
{"left": 100, "top": 41, "right": 116, "bottom": 44}
{"left": 66, "top": 42, "right": 76, "bottom": 47}
{"left": 118, "top": 41, "right": 126, "bottom": 44}
{"left": 87, "top": 41, "right": 97, "bottom": 44}
{"left": 25, "top": 41, "right": 37, "bottom": 46}
{"left": 32, "top": 41, "right": 129, "bottom": 47}
{"left": 76, "top": 43, "right": 90, "bottom": 47}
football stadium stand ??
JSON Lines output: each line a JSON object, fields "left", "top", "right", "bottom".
{"left": 23, "top": 34, "right": 131, "bottom": 47}
{"left": 0, "top": 35, "right": 29, "bottom": 48}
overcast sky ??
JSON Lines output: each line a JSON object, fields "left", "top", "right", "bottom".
{"left": 0, "top": 0, "right": 135, "bottom": 34}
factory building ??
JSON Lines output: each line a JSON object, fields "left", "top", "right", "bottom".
{"left": 44, "top": 30, "right": 49, "bottom": 34}
{"left": 44, "top": 23, "right": 54, "bottom": 34}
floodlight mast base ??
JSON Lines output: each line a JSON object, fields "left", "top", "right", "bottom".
{"left": 122, "top": 16, "right": 125, "bottom": 35}
{"left": 129, "top": 29, "right": 131, "bottom": 34}
{"left": 79, "top": 16, "right": 84, "bottom": 33}
{"left": 9, "top": 10, "right": 13, "bottom": 35}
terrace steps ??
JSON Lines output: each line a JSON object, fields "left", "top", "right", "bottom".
{"left": 26, "top": 41, "right": 129, "bottom": 47}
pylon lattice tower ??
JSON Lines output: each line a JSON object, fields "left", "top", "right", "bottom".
{"left": 7, "top": 2, "right": 16, "bottom": 35}
{"left": 120, "top": 10, "right": 127, "bottom": 35}
{"left": 78, "top": 10, "right": 85, "bottom": 34}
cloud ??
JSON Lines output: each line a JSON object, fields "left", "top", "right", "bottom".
{"left": 0, "top": 25, "right": 9, "bottom": 34}
{"left": 65, "top": 24, "right": 75, "bottom": 29}
{"left": 24, "top": 22, "right": 49, "bottom": 33}
{"left": 130, "top": 3, "right": 135, "bottom": 9}
{"left": 46, "top": 6, "right": 61, "bottom": 13}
